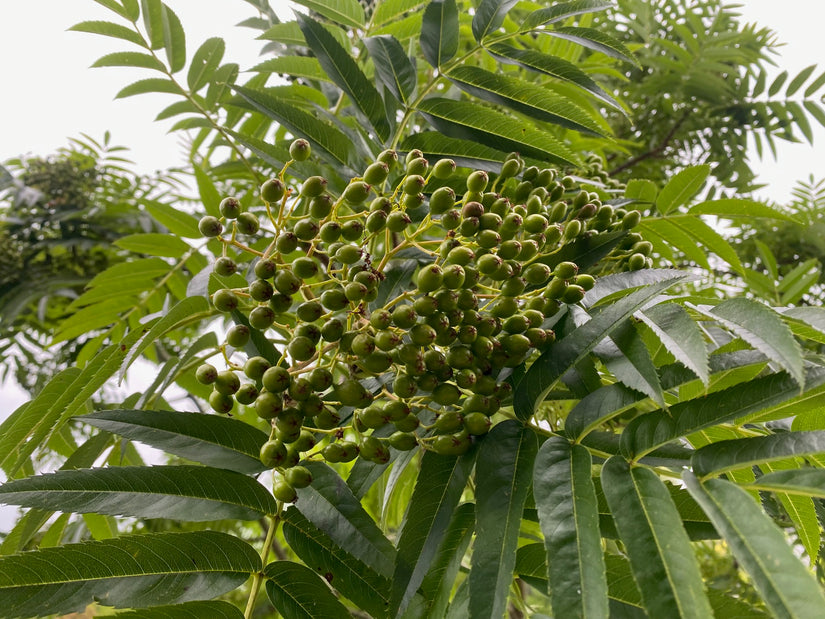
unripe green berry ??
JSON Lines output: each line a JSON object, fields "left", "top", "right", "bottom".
{"left": 249, "top": 305, "right": 276, "bottom": 330}
{"left": 290, "top": 138, "right": 311, "bottom": 161}
{"left": 430, "top": 186, "right": 456, "bottom": 215}
{"left": 554, "top": 261, "right": 579, "bottom": 280}
{"left": 387, "top": 211, "right": 411, "bottom": 232}
{"left": 226, "top": 325, "right": 250, "bottom": 348}
{"left": 378, "top": 149, "right": 399, "bottom": 169}
{"left": 467, "top": 170, "right": 489, "bottom": 193}
{"left": 363, "top": 161, "right": 390, "bottom": 186}
{"left": 293, "top": 218, "right": 319, "bottom": 241}
{"left": 235, "top": 383, "right": 259, "bottom": 405}
{"left": 214, "top": 370, "right": 241, "bottom": 395}
{"left": 214, "top": 257, "right": 237, "bottom": 277}
{"left": 255, "top": 258, "right": 277, "bottom": 280}
{"left": 301, "top": 176, "right": 327, "bottom": 198}
{"left": 198, "top": 216, "right": 223, "bottom": 238}
{"left": 562, "top": 284, "right": 586, "bottom": 304}
{"left": 262, "top": 366, "right": 291, "bottom": 393}
{"left": 343, "top": 181, "right": 372, "bottom": 205}
{"left": 622, "top": 210, "right": 642, "bottom": 229}
{"left": 406, "top": 156, "right": 429, "bottom": 176}
{"left": 285, "top": 465, "right": 313, "bottom": 488}
{"left": 261, "top": 178, "right": 285, "bottom": 203}
{"left": 432, "top": 158, "right": 456, "bottom": 179}
{"left": 196, "top": 363, "right": 218, "bottom": 385}
{"left": 212, "top": 289, "right": 239, "bottom": 313}
{"left": 236, "top": 212, "right": 260, "bottom": 235}
{"left": 209, "top": 390, "right": 235, "bottom": 414}
{"left": 219, "top": 197, "right": 242, "bottom": 219}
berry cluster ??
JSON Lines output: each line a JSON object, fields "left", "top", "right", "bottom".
{"left": 195, "top": 140, "right": 644, "bottom": 500}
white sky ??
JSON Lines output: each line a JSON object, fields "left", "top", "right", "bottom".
{"left": 0, "top": 1, "right": 823, "bottom": 529}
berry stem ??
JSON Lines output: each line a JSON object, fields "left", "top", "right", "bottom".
{"left": 244, "top": 512, "right": 280, "bottom": 619}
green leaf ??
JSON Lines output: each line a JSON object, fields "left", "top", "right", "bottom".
{"left": 145, "top": 201, "right": 201, "bottom": 238}
{"left": 419, "top": 503, "right": 475, "bottom": 617}
{"left": 160, "top": 3, "right": 186, "bottom": 73}
{"left": 469, "top": 421, "right": 538, "bottom": 619}
{"left": 683, "top": 472, "right": 825, "bottom": 618}
{"left": 656, "top": 165, "right": 710, "bottom": 214}
{"left": 624, "top": 178, "right": 658, "bottom": 204}
{"left": 565, "top": 383, "right": 644, "bottom": 440}
{"left": 400, "top": 133, "right": 509, "bottom": 172}
{"left": 80, "top": 410, "right": 269, "bottom": 474}
{"left": 600, "top": 319, "right": 664, "bottom": 406}
{"left": 416, "top": 97, "right": 578, "bottom": 166}
{"left": 296, "top": 14, "right": 390, "bottom": 141}
{"left": 804, "top": 69, "right": 825, "bottom": 97}
{"left": 250, "top": 57, "right": 331, "bottom": 82}
{"left": 0, "top": 531, "right": 260, "bottom": 617}
{"left": 391, "top": 448, "right": 476, "bottom": 617}
{"left": 0, "top": 465, "right": 277, "bottom": 521}
{"left": 641, "top": 214, "right": 743, "bottom": 272}
{"left": 282, "top": 508, "right": 390, "bottom": 618}
{"left": 141, "top": 0, "right": 164, "bottom": 48}
{"left": 120, "top": 296, "right": 211, "bottom": 379}
{"left": 264, "top": 561, "right": 351, "bottom": 619}
{"left": 445, "top": 65, "right": 605, "bottom": 134}
{"left": 187, "top": 37, "right": 225, "bottom": 91}
{"left": 768, "top": 70, "right": 788, "bottom": 97}
{"left": 294, "top": 462, "right": 396, "bottom": 576}
{"left": 193, "top": 164, "right": 221, "bottom": 217}
{"left": 52, "top": 297, "right": 137, "bottom": 344}
{"left": 748, "top": 467, "right": 825, "bottom": 499}
{"left": 710, "top": 298, "right": 804, "bottom": 387}
{"left": 420, "top": 0, "right": 458, "bottom": 68}
{"left": 112, "top": 600, "right": 245, "bottom": 619}
{"left": 292, "top": 0, "right": 365, "bottom": 29}
{"left": 92, "top": 0, "right": 138, "bottom": 21}
{"left": 91, "top": 51, "right": 165, "bottom": 71}
{"left": 543, "top": 27, "right": 639, "bottom": 66}
{"left": 472, "top": 0, "right": 518, "bottom": 42}
{"left": 115, "top": 232, "right": 191, "bottom": 257}
{"left": 637, "top": 302, "right": 709, "bottom": 385}
{"left": 520, "top": 1, "right": 613, "bottom": 30}
{"left": 760, "top": 460, "right": 820, "bottom": 565}
{"left": 69, "top": 20, "right": 146, "bottom": 47}
{"left": 365, "top": 35, "right": 416, "bottom": 104}
{"left": 232, "top": 85, "right": 357, "bottom": 172}
{"left": 488, "top": 44, "right": 621, "bottom": 110}
{"left": 533, "top": 437, "right": 608, "bottom": 619}
{"left": 602, "top": 458, "right": 713, "bottom": 619}
{"left": 689, "top": 198, "right": 799, "bottom": 222}
{"left": 513, "top": 275, "right": 687, "bottom": 419}
{"left": 692, "top": 431, "right": 825, "bottom": 478}
{"left": 622, "top": 368, "right": 825, "bottom": 458}
{"left": 115, "top": 77, "right": 181, "bottom": 98}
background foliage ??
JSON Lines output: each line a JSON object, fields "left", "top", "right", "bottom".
{"left": 3, "top": 0, "right": 825, "bottom": 617}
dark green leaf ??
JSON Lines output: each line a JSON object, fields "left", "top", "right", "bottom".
{"left": 292, "top": 0, "right": 365, "bottom": 29}
{"left": 683, "top": 472, "right": 825, "bottom": 617}
{"left": 80, "top": 410, "right": 269, "bottom": 474}
{"left": 513, "top": 275, "right": 686, "bottom": 419}
{"left": 0, "top": 531, "right": 260, "bottom": 617}
{"left": 420, "top": 0, "right": 458, "bottom": 68}
{"left": 488, "top": 44, "right": 621, "bottom": 110}
{"left": 710, "top": 298, "right": 804, "bottom": 387}
{"left": 232, "top": 85, "right": 357, "bottom": 172}
{"left": 543, "top": 27, "right": 639, "bottom": 66}
{"left": 533, "top": 437, "right": 608, "bottom": 619}
{"left": 391, "top": 448, "right": 476, "bottom": 617}
{"left": 622, "top": 368, "right": 825, "bottom": 458}
{"left": 599, "top": 319, "right": 664, "bottom": 406}
{"left": 520, "top": 1, "right": 612, "bottom": 30}
{"left": 297, "top": 13, "right": 390, "bottom": 140}
{"left": 472, "top": 0, "right": 518, "bottom": 42}
{"left": 656, "top": 165, "right": 710, "bottom": 214}
{"left": 564, "top": 383, "right": 644, "bottom": 440}
{"left": 602, "top": 458, "right": 713, "bottom": 618}
{"left": 112, "top": 600, "right": 245, "bottom": 618}
{"left": 283, "top": 508, "right": 390, "bottom": 618}
{"left": 768, "top": 70, "right": 788, "bottom": 97}
{"left": 365, "top": 35, "right": 416, "bottom": 104}
{"left": 264, "top": 561, "right": 351, "bottom": 619}
{"left": 69, "top": 20, "right": 146, "bottom": 46}
{"left": 692, "top": 431, "right": 825, "bottom": 478}
{"left": 294, "top": 462, "right": 395, "bottom": 576}
{"left": 637, "top": 302, "right": 709, "bottom": 384}
{"left": 416, "top": 98, "right": 578, "bottom": 166}
{"left": 187, "top": 37, "right": 225, "bottom": 91}
{"left": 469, "top": 421, "right": 538, "bottom": 619}
{"left": 445, "top": 65, "right": 605, "bottom": 134}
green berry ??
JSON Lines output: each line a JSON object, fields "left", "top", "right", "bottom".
{"left": 219, "top": 197, "right": 242, "bottom": 219}
{"left": 198, "top": 216, "right": 223, "bottom": 237}
{"left": 214, "top": 257, "right": 237, "bottom": 276}
{"left": 432, "top": 158, "right": 456, "bottom": 179}
{"left": 261, "top": 178, "right": 285, "bottom": 203}
{"left": 467, "top": 170, "right": 489, "bottom": 193}
{"left": 262, "top": 366, "right": 291, "bottom": 393}
{"left": 209, "top": 390, "right": 235, "bottom": 414}
{"left": 285, "top": 466, "right": 313, "bottom": 488}
{"left": 301, "top": 176, "right": 327, "bottom": 198}
{"left": 255, "top": 258, "right": 277, "bottom": 280}
{"left": 364, "top": 161, "right": 390, "bottom": 185}
{"left": 273, "top": 481, "right": 298, "bottom": 503}
{"left": 430, "top": 186, "right": 456, "bottom": 215}
{"left": 226, "top": 325, "right": 250, "bottom": 348}
{"left": 196, "top": 364, "right": 218, "bottom": 385}
{"left": 212, "top": 289, "right": 239, "bottom": 313}
{"left": 236, "top": 212, "right": 260, "bottom": 235}
{"left": 235, "top": 383, "right": 259, "bottom": 405}
{"left": 343, "top": 181, "right": 372, "bottom": 205}
{"left": 290, "top": 138, "right": 311, "bottom": 161}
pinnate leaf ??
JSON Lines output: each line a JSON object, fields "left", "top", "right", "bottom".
{"left": 0, "top": 531, "right": 260, "bottom": 617}
{"left": 264, "top": 561, "right": 350, "bottom": 619}
{"left": 80, "top": 409, "right": 269, "bottom": 474}
{"left": 420, "top": 0, "right": 458, "bottom": 68}
{"left": 692, "top": 431, "right": 825, "bottom": 477}
{"left": 684, "top": 472, "right": 825, "bottom": 617}
{"left": 0, "top": 465, "right": 278, "bottom": 521}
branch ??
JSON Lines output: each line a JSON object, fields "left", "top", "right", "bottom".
{"left": 608, "top": 110, "right": 691, "bottom": 176}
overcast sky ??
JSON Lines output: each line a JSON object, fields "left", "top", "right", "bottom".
{"left": 0, "top": 0, "right": 823, "bottom": 529}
